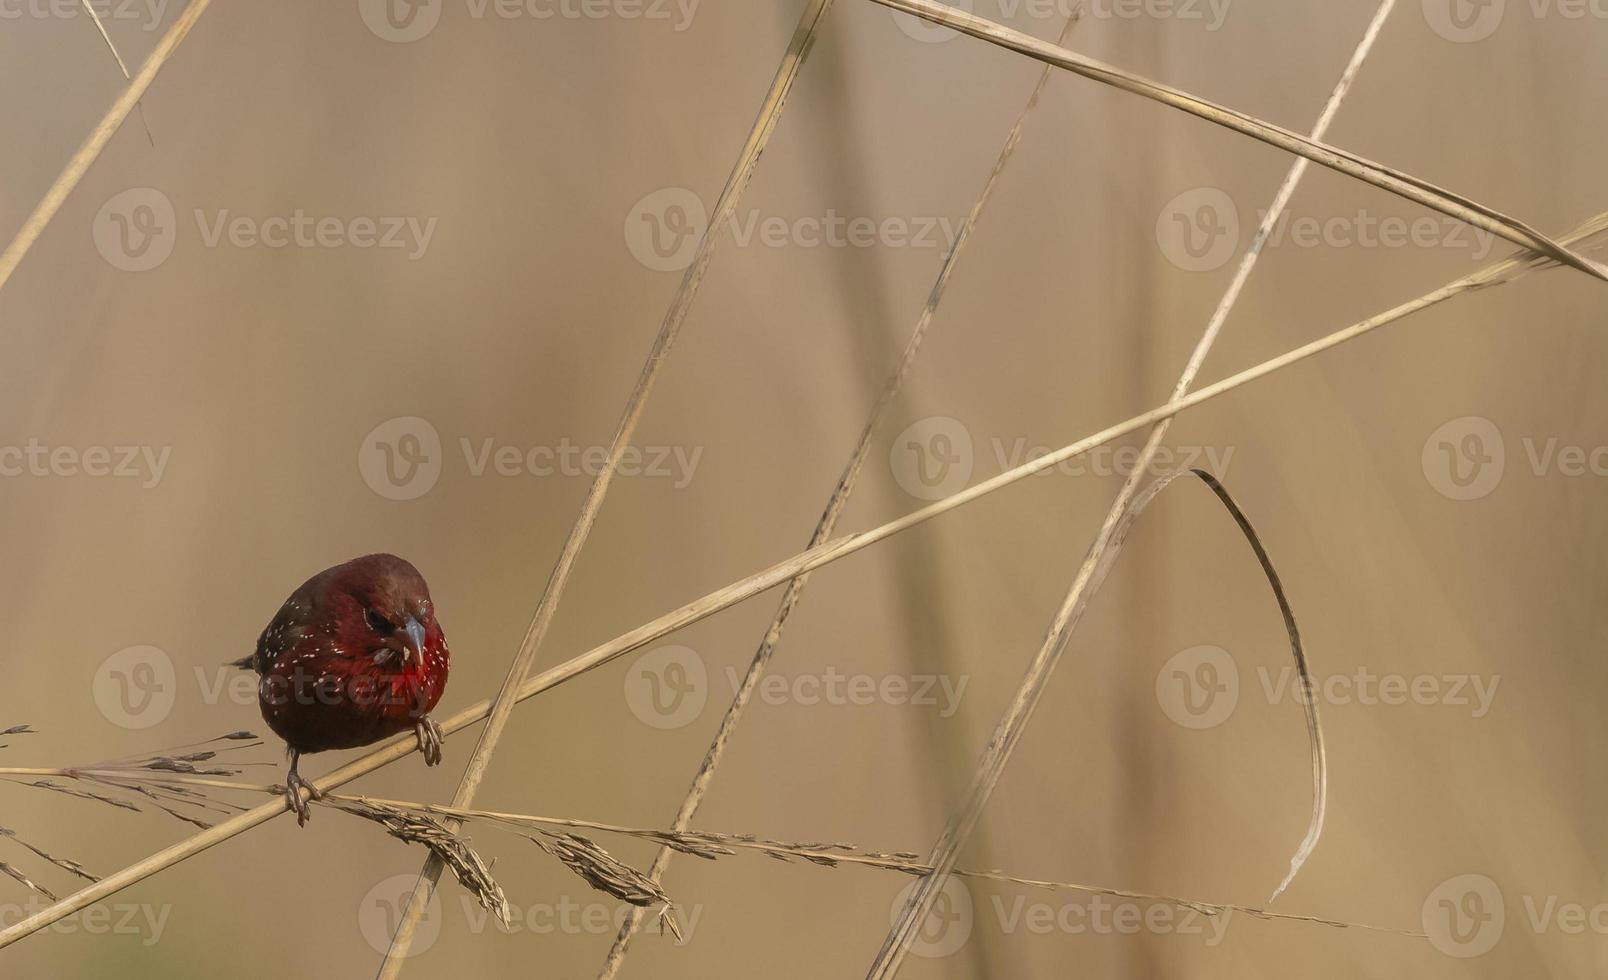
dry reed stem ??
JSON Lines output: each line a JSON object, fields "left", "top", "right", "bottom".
{"left": 3, "top": 211, "right": 1600, "bottom": 952}
{"left": 374, "top": 1, "right": 841, "bottom": 973}
{"left": 0, "top": 0, "right": 209, "bottom": 296}
{"left": 871, "top": 6, "right": 1398, "bottom": 968}
{"left": 330, "top": 795, "right": 1424, "bottom": 939}
{"left": 597, "top": 10, "right": 1085, "bottom": 977}
{"left": 865, "top": 0, "right": 1608, "bottom": 283}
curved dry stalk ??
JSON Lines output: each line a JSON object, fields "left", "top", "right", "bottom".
{"left": 0, "top": 0, "right": 210, "bottom": 296}
{"left": 872, "top": 467, "right": 1328, "bottom": 974}
{"left": 373, "top": 2, "right": 843, "bottom": 973}
{"left": 872, "top": 6, "right": 1384, "bottom": 969}
{"left": 598, "top": 10, "right": 1085, "bottom": 977}
{"left": 328, "top": 794, "right": 1421, "bottom": 940}
{"left": 866, "top": 0, "right": 1608, "bottom": 283}
{"left": 1, "top": 211, "right": 1601, "bottom": 952}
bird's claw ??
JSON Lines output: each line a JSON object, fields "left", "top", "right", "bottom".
{"left": 416, "top": 717, "right": 444, "bottom": 767}
{"left": 285, "top": 766, "right": 322, "bottom": 827}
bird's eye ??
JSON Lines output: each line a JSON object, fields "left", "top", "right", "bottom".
{"left": 364, "top": 609, "right": 395, "bottom": 634}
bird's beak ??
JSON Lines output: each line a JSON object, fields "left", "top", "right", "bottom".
{"left": 402, "top": 616, "right": 427, "bottom": 665}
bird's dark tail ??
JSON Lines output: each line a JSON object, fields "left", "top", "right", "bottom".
{"left": 227, "top": 654, "right": 257, "bottom": 671}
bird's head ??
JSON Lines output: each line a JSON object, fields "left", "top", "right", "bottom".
{"left": 328, "top": 553, "right": 442, "bottom": 668}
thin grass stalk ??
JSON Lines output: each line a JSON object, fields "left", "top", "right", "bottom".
{"left": 0, "top": 0, "right": 209, "bottom": 296}
{"left": 864, "top": 0, "right": 1608, "bottom": 283}
{"left": 77, "top": 0, "right": 154, "bottom": 145}
{"left": 869, "top": 6, "right": 1399, "bottom": 970}
{"left": 373, "top": 1, "right": 841, "bottom": 973}
{"left": 596, "top": 10, "right": 1084, "bottom": 977}
{"left": 330, "top": 794, "right": 1423, "bottom": 939}
{"left": 2, "top": 211, "right": 1600, "bottom": 951}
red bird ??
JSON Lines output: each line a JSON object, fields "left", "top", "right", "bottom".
{"left": 234, "top": 554, "right": 450, "bottom": 825}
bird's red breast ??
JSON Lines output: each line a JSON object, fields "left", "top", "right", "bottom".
{"left": 246, "top": 554, "right": 450, "bottom": 754}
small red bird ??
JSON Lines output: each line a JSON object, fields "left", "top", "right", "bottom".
{"left": 234, "top": 554, "right": 450, "bottom": 825}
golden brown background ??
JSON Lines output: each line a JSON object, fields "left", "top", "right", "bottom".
{"left": 1, "top": 0, "right": 1605, "bottom": 976}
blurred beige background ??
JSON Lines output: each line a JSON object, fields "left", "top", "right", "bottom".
{"left": 1, "top": 0, "right": 1605, "bottom": 976}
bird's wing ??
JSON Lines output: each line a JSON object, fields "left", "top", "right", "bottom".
{"left": 251, "top": 593, "right": 314, "bottom": 673}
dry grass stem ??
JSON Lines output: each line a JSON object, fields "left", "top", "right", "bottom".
{"left": 5, "top": 208, "right": 1601, "bottom": 951}
{"left": 77, "top": 0, "right": 155, "bottom": 145}
{"left": 0, "top": 732, "right": 265, "bottom": 830}
{"left": 870, "top": 5, "right": 1401, "bottom": 965}
{"left": 598, "top": 8, "right": 1085, "bottom": 976}
{"left": 865, "top": 0, "right": 1608, "bottom": 283}
{"left": 328, "top": 795, "right": 1423, "bottom": 939}
{"left": 0, "top": 0, "right": 210, "bottom": 296}
{"left": 375, "top": 2, "right": 842, "bottom": 972}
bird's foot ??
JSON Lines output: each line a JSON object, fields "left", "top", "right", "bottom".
{"left": 415, "top": 716, "right": 444, "bottom": 767}
{"left": 285, "top": 766, "right": 322, "bottom": 827}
